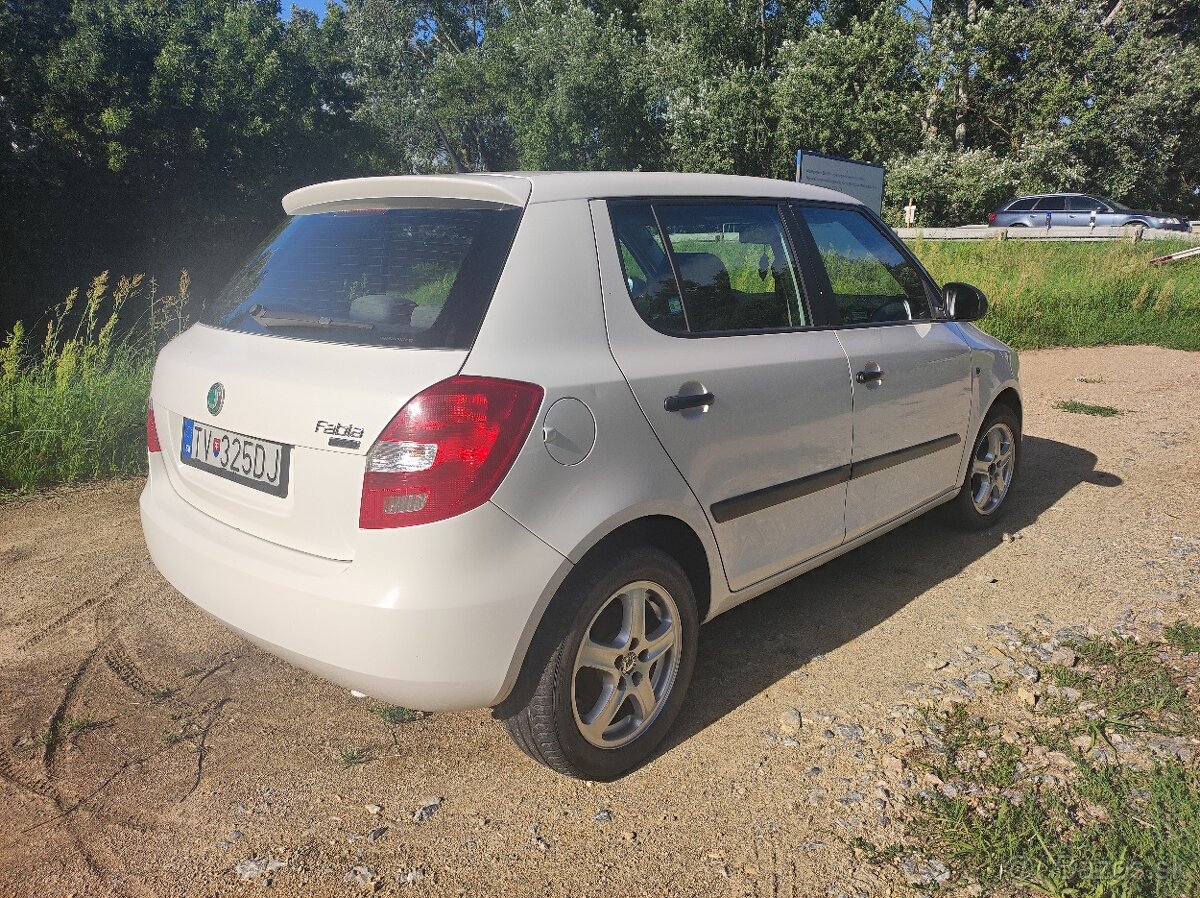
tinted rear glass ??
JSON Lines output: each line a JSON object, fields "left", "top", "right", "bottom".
{"left": 203, "top": 206, "right": 523, "bottom": 349}
{"left": 1034, "top": 196, "right": 1067, "bottom": 211}
{"left": 1006, "top": 199, "right": 1037, "bottom": 211}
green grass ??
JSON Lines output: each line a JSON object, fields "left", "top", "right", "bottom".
{"left": 373, "top": 704, "right": 418, "bottom": 725}
{"left": 1054, "top": 399, "right": 1122, "bottom": 417}
{"left": 338, "top": 746, "right": 371, "bottom": 767}
{"left": 1166, "top": 621, "right": 1200, "bottom": 654}
{"left": 37, "top": 716, "right": 100, "bottom": 746}
{"left": 908, "top": 237, "right": 1200, "bottom": 350}
{"left": 905, "top": 631, "right": 1200, "bottom": 897}
{"left": 1, "top": 271, "right": 188, "bottom": 496}
{"left": 918, "top": 753, "right": 1200, "bottom": 898}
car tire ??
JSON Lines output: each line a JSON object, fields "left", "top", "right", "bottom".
{"left": 945, "top": 406, "right": 1021, "bottom": 530}
{"left": 500, "top": 545, "right": 699, "bottom": 780}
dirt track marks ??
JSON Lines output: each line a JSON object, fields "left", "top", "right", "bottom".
{"left": 16, "top": 565, "right": 137, "bottom": 652}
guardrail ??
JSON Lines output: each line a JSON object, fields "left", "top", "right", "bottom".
{"left": 896, "top": 225, "right": 1200, "bottom": 243}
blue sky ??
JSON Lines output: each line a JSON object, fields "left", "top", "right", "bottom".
{"left": 282, "top": 0, "right": 341, "bottom": 19}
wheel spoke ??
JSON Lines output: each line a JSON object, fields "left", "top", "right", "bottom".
{"left": 992, "top": 473, "right": 1008, "bottom": 501}
{"left": 579, "top": 679, "right": 627, "bottom": 741}
{"left": 622, "top": 587, "right": 648, "bottom": 646}
{"left": 987, "top": 428, "right": 1002, "bottom": 458}
{"left": 975, "top": 479, "right": 994, "bottom": 509}
{"left": 972, "top": 457, "right": 991, "bottom": 477}
{"left": 629, "top": 675, "right": 658, "bottom": 722}
{"left": 577, "top": 637, "right": 620, "bottom": 673}
{"left": 640, "top": 624, "right": 676, "bottom": 664}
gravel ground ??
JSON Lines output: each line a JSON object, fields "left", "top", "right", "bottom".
{"left": 0, "top": 345, "right": 1196, "bottom": 898}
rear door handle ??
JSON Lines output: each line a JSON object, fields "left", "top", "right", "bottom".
{"left": 855, "top": 369, "right": 885, "bottom": 385}
{"left": 664, "top": 392, "right": 715, "bottom": 412}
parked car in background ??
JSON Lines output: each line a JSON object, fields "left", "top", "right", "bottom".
{"left": 142, "top": 172, "right": 1021, "bottom": 780}
{"left": 988, "top": 193, "right": 1190, "bottom": 231}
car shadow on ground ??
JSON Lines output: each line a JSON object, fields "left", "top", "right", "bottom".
{"left": 664, "top": 435, "right": 1121, "bottom": 750}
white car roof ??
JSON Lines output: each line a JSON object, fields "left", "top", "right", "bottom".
{"left": 282, "top": 171, "right": 857, "bottom": 215}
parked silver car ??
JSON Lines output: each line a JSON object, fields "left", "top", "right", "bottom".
{"left": 141, "top": 172, "right": 1021, "bottom": 779}
{"left": 988, "top": 193, "right": 1190, "bottom": 231}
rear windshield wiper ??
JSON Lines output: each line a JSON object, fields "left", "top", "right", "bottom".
{"left": 245, "top": 304, "right": 375, "bottom": 330}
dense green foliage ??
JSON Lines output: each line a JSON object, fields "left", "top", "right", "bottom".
{"left": 2, "top": 0, "right": 1199, "bottom": 332}
{"left": 910, "top": 238, "right": 1200, "bottom": 351}
{"left": 1, "top": 0, "right": 380, "bottom": 331}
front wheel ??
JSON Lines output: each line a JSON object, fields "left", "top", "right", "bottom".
{"left": 500, "top": 546, "right": 699, "bottom": 780}
{"left": 945, "top": 407, "right": 1020, "bottom": 530}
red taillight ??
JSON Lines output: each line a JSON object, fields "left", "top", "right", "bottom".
{"left": 359, "top": 376, "right": 544, "bottom": 529}
{"left": 147, "top": 402, "right": 162, "bottom": 453}
{"left": 987, "top": 212, "right": 997, "bottom": 223}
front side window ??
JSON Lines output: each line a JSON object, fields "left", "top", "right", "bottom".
{"left": 1068, "top": 196, "right": 1106, "bottom": 211}
{"left": 800, "top": 206, "right": 931, "bottom": 325}
{"left": 609, "top": 201, "right": 807, "bottom": 334}
{"left": 203, "top": 205, "right": 522, "bottom": 349}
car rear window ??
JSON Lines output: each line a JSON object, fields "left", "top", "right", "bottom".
{"left": 1006, "top": 199, "right": 1037, "bottom": 211}
{"left": 202, "top": 205, "right": 523, "bottom": 349}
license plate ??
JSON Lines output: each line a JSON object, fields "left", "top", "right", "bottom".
{"left": 181, "top": 419, "right": 291, "bottom": 497}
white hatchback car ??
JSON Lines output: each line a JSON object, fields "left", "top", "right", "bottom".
{"left": 142, "top": 172, "right": 1021, "bottom": 779}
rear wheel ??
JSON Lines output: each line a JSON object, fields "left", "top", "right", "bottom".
{"left": 500, "top": 546, "right": 698, "bottom": 780}
{"left": 945, "top": 407, "right": 1020, "bottom": 530}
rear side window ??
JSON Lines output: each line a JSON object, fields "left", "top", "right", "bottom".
{"left": 1034, "top": 196, "right": 1067, "bottom": 211}
{"left": 609, "top": 201, "right": 808, "bottom": 334}
{"left": 799, "top": 206, "right": 931, "bottom": 325}
{"left": 203, "top": 206, "right": 523, "bottom": 349}
{"left": 1006, "top": 198, "right": 1037, "bottom": 211}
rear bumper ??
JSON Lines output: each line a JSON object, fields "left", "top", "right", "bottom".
{"left": 140, "top": 454, "right": 570, "bottom": 711}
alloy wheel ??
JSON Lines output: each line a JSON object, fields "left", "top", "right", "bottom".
{"left": 571, "top": 580, "right": 682, "bottom": 749}
{"left": 970, "top": 422, "right": 1016, "bottom": 515}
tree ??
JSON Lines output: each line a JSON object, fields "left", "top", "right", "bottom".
{"left": 344, "top": 0, "right": 512, "bottom": 172}
{"left": 641, "top": 0, "right": 814, "bottom": 176}
{"left": 1, "top": 0, "right": 378, "bottom": 326}
{"left": 479, "top": 0, "right": 661, "bottom": 171}
{"left": 774, "top": 2, "right": 924, "bottom": 173}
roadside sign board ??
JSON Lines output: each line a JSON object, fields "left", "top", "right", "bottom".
{"left": 795, "top": 150, "right": 886, "bottom": 215}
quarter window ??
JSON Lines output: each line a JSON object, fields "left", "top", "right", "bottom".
{"left": 800, "top": 206, "right": 931, "bottom": 325}
{"left": 1007, "top": 199, "right": 1037, "bottom": 211}
{"left": 609, "top": 202, "right": 808, "bottom": 334}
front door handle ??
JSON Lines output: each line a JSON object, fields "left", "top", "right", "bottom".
{"left": 665, "top": 392, "right": 715, "bottom": 412}
{"left": 856, "top": 368, "right": 885, "bottom": 385}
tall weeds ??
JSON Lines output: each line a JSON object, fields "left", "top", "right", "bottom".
{"left": 910, "top": 237, "right": 1200, "bottom": 350}
{"left": 0, "top": 271, "right": 189, "bottom": 495}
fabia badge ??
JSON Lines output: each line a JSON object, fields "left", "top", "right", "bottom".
{"left": 207, "top": 383, "right": 225, "bottom": 416}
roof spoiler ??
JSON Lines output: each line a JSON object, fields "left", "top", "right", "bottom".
{"left": 283, "top": 175, "right": 533, "bottom": 215}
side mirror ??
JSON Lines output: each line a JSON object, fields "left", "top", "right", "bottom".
{"left": 943, "top": 282, "right": 988, "bottom": 322}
